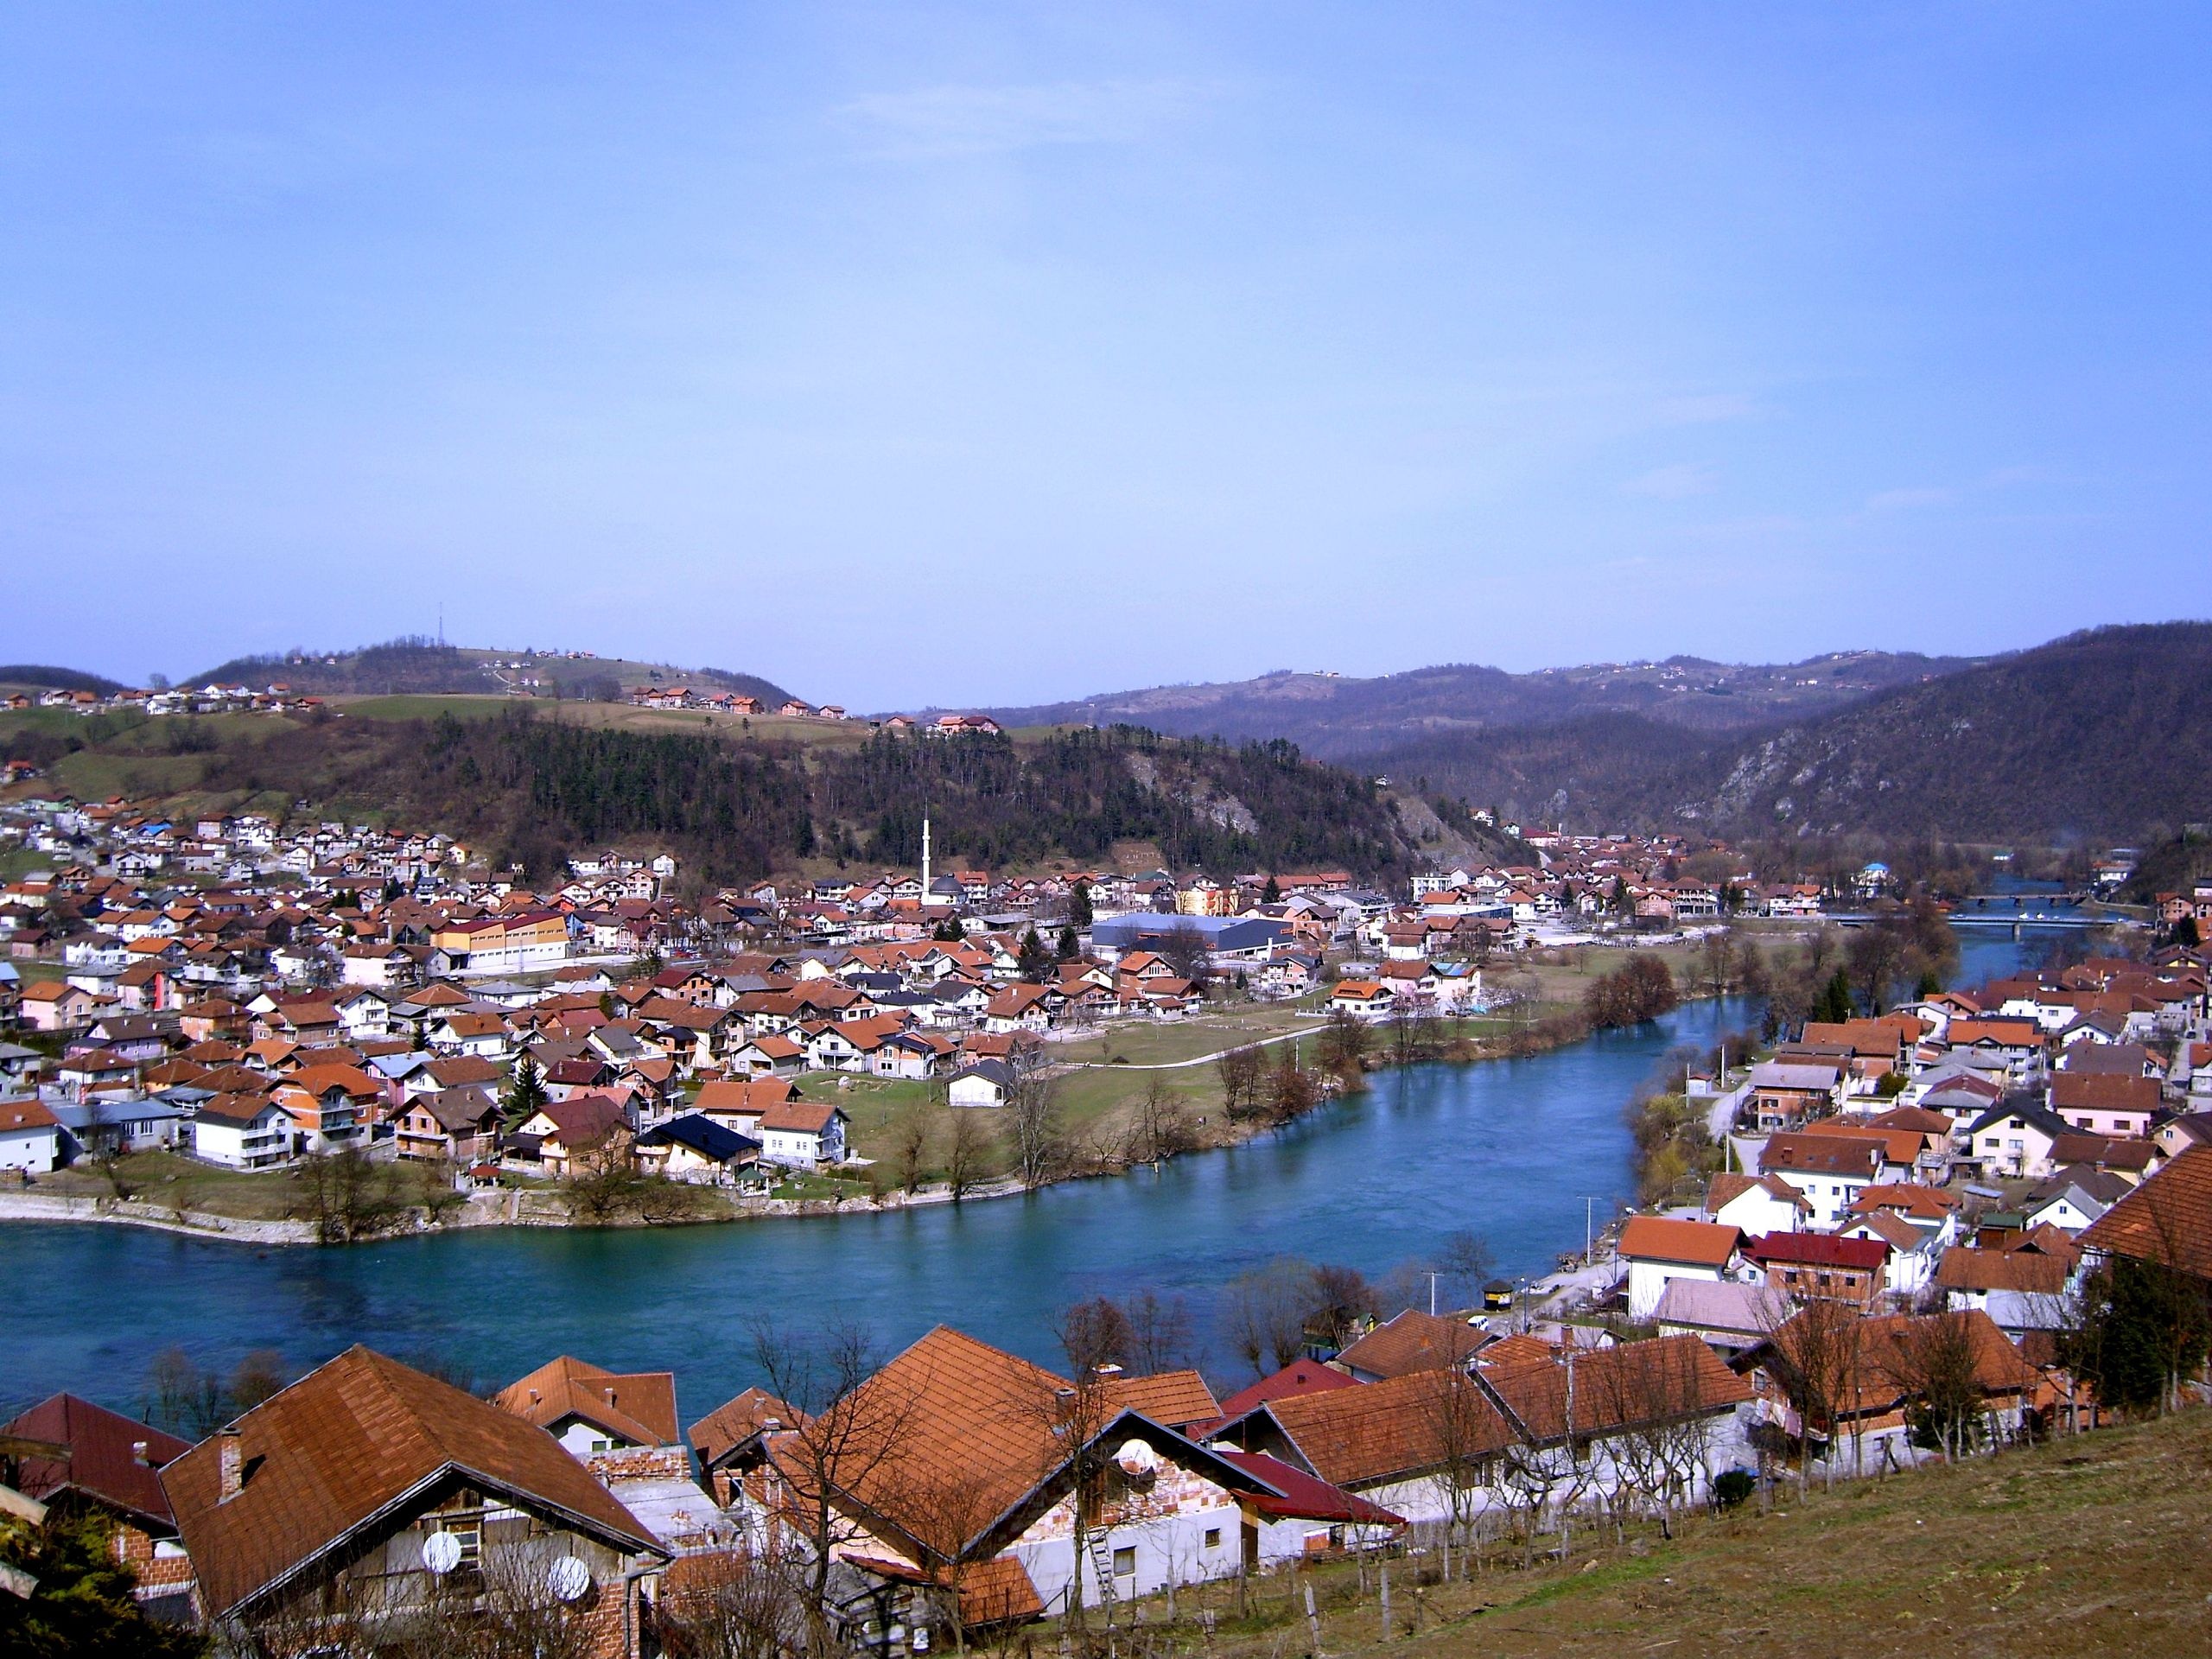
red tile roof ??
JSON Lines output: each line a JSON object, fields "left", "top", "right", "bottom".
{"left": 162, "top": 1346, "right": 663, "bottom": 1618}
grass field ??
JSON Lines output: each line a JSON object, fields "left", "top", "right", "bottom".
{"left": 30, "top": 1149, "right": 463, "bottom": 1222}
{"left": 1103, "top": 1409, "right": 2212, "bottom": 1659}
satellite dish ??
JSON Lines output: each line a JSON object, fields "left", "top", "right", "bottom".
{"left": 547, "top": 1556, "right": 593, "bottom": 1603}
{"left": 421, "top": 1532, "right": 462, "bottom": 1575}
{"left": 1116, "top": 1440, "right": 1160, "bottom": 1475}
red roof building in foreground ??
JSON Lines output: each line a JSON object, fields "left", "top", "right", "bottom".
{"left": 3, "top": 1392, "right": 195, "bottom": 1608}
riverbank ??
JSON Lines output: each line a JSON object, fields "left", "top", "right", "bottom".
{"left": 1, "top": 976, "right": 1726, "bottom": 1249}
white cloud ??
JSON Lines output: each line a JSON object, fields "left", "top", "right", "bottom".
{"left": 838, "top": 79, "right": 1218, "bottom": 159}
{"left": 1622, "top": 462, "right": 1719, "bottom": 499}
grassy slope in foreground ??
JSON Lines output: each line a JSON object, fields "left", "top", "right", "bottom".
{"left": 1181, "top": 1408, "right": 2209, "bottom": 1659}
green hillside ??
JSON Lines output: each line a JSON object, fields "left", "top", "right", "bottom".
{"left": 1154, "top": 1408, "right": 2210, "bottom": 1659}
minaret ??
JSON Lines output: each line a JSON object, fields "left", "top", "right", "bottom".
{"left": 922, "top": 816, "right": 931, "bottom": 898}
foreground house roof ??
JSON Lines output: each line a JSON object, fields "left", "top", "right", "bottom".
{"left": 2079, "top": 1146, "right": 2212, "bottom": 1278}
{"left": 163, "top": 1345, "right": 664, "bottom": 1618}
{"left": 1, "top": 1393, "right": 191, "bottom": 1533}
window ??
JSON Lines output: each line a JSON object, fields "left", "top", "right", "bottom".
{"left": 1112, "top": 1547, "right": 1135, "bottom": 1579}
{"left": 1204, "top": 1529, "right": 1223, "bottom": 1551}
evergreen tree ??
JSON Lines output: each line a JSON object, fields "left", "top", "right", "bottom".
{"left": 1017, "top": 927, "right": 1052, "bottom": 981}
{"left": 1814, "top": 967, "right": 1856, "bottom": 1023}
{"left": 1056, "top": 924, "right": 1078, "bottom": 961}
{"left": 1069, "top": 879, "right": 1093, "bottom": 927}
{"left": 501, "top": 1053, "right": 549, "bottom": 1126}
{"left": 1261, "top": 874, "right": 1281, "bottom": 905}
{"left": 0, "top": 1509, "right": 206, "bottom": 1658}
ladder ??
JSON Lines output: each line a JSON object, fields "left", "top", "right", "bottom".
{"left": 1084, "top": 1528, "right": 1120, "bottom": 1618}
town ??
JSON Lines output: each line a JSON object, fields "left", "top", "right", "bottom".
{"left": 3, "top": 754, "right": 2210, "bottom": 1656}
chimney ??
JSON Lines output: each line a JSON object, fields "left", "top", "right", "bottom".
{"left": 131, "top": 1440, "right": 150, "bottom": 1467}
{"left": 1091, "top": 1363, "right": 1124, "bottom": 1380}
{"left": 760, "top": 1418, "right": 781, "bottom": 1434}
{"left": 216, "top": 1432, "right": 244, "bottom": 1502}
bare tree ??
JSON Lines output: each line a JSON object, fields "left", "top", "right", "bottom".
{"left": 657, "top": 1548, "right": 799, "bottom": 1659}
{"left": 1315, "top": 1009, "right": 1370, "bottom": 1077}
{"left": 1417, "top": 1368, "right": 1501, "bottom": 1579}
{"left": 1890, "top": 1312, "right": 1986, "bottom": 1463}
{"left": 1122, "top": 1289, "right": 1195, "bottom": 1375}
{"left": 1215, "top": 1045, "right": 1266, "bottom": 1120}
{"left": 1060, "top": 1296, "right": 1136, "bottom": 1372}
{"left": 1003, "top": 1068, "right": 1068, "bottom": 1189}
{"left": 746, "top": 1319, "right": 921, "bottom": 1659}
{"left": 1221, "top": 1257, "right": 1313, "bottom": 1378}
{"left": 893, "top": 1111, "right": 933, "bottom": 1194}
{"left": 1758, "top": 1297, "right": 1866, "bottom": 1492}
{"left": 1126, "top": 1077, "right": 1196, "bottom": 1166}
{"left": 1436, "top": 1230, "right": 1496, "bottom": 1310}
{"left": 1591, "top": 1339, "right": 1713, "bottom": 1539}
{"left": 1033, "top": 1307, "right": 1135, "bottom": 1633}
{"left": 942, "top": 1105, "right": 989, "bottom": 1204}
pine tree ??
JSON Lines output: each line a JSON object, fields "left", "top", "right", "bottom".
{"left": 501, "top": 1052, "right": 549, "bottom": 1126}
{"left": 1815, "top": 968, "right": 1856, "bottom": 1023}
{"left": 1056, "top": 924, "right": 1078, "bottom": 961}
{"left": 1017, "top": 927, "right": 1051, "bottom": 981}
{"left": 1070, "top": 880, "right": 1093, "bottom": 927}
{"left": 1261, "top": 874, "right": 1281, "bottom": 905}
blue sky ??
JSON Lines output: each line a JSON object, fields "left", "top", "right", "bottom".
{"left": 3, "top": 3, "right": 2207, "bottom": 709}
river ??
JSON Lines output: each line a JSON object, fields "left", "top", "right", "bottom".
{"left": 0, "top": 921, "right": 2069, "bottom": 1416}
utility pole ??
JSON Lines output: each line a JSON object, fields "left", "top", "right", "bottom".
{"left": 1580, "top": 1195, "right": 1599, "bottom": 1262}
{"left": 1422, "top": 1270, "right": 1442, "bottom": 1316}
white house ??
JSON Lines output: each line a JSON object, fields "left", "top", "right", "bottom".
{"left": 189, "top": 1094, "right": 292, "bottom": 1170}
{"left": 1615, "top": 1217, "right": 1743, "bottom": 1323}
{"left": 754, "top": 1100, "right": 849, "bottom": 1167}
{"left": 1707, "top": 1172, "right": 1810, "bottom": 1236}
{"left": 948, "top": 1059, "right": 1016, "bottom": 1109}
{"left": 0, "top": 1096, "right": 61, "bottom": 1174}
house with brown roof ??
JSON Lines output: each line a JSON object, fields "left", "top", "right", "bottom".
{"left": 687, "top": 1387, "right": 803, "bottom": 1508}
{"left": 2048, "top": 1071, "right": 2159, "bottom": 1139}
{"left": 1705, "top": 1172, "right": 1811, "bottom": 1237}
{"left": 1758, "top": 1132, "right": 1889, "bottom": 1226}
{"left": 755, "top": 1326, "right": 1351, "bottom": 1627}
{"left": 161, "top": 1345, "right": 667, "bottom": 1655}
{"left": 0, "top": 1094, "right": 61, "bottom": 1173}
{"left": 754, "top": 1098, "right": 849, "bottom": 1167}
{"left": 2, "top": 1394, "right": 194, "bottom": 1615}
{"left": 1747, "top": 1309, "right": 2037, "bottom": 1473}
{"left": 509, "top": 1095, "right": 629, "bottom": 1175}
{"left": 496, "top": 1356, "right": 685, "bottom": 1485}
{"left": 1331, "top": 1309, "right": 1489, "bottom": 1382}
{"left": 2078, "top": 1144, "right": 2212, "bottom": 1282}
{"left": 1616, "top": 1217, "right": 1744, "bottom": 1321}
{"left": 1745, "top": 1231, "right": 1890, "bottom": 1306}
{"left": 1223, "top": 1336, "right": 1752, "bottom": 1531}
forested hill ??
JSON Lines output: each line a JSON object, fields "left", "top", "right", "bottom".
{"left": 189, "top": 639, "right": 793, "bottom": 708}
{"left": 1357, "top": 623, "right": 2212, "bottom": 842}
{"left": 119, "top": 709, "right": 1432, "bottom": 885}
{"left": 976, "top": 648, "right": 1976, "bottom": 758}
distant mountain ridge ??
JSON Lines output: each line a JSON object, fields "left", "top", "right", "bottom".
{"left": 1356, "top": 623, "right": 2212, "bottom": 842}
{"left": 188, "top": 639, "right": 794, "bottom": 708}
{"left": 977, "top": 649, "right": 1979, "bottom": 759}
